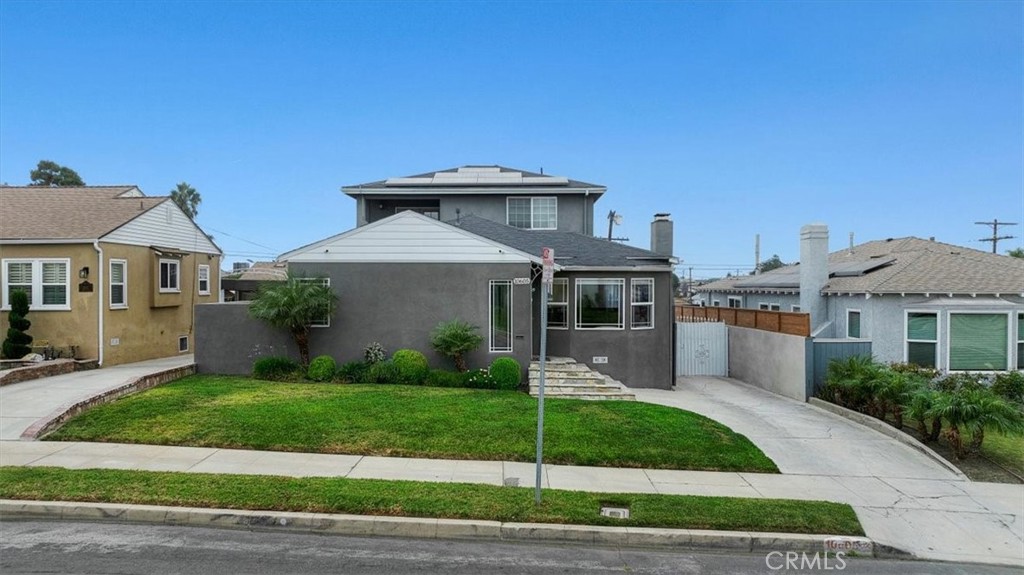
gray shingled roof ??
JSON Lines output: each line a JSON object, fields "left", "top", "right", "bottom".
{"left": 696, "top": 237, "right": 1024, "bottom": 295}
{"left": 0, "top": 186, "right": 166, "bottom": 240}
{"left": 452, "top": 215, "right": 673, "bottom": 269}
{"left": 342, "top": 165, "right": 605, "bottom": 194}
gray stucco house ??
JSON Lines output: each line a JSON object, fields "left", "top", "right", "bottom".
{"left": 198, "top": 165, "right": 678, "bottom": 389}
{"left": 695, "top": 225, "right": 1024, "bottom": 372}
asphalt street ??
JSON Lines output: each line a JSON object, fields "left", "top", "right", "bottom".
{"left": 1, "top": 520, "right": 1017, "bottom": 575}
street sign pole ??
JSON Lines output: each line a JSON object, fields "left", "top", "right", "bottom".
{"left": 535, "top": 247, "right": 553, "bottom": 505}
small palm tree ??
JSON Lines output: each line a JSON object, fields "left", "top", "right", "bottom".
{"left": 248, "top": 273, "right": 337, "bottom": 365}
{"left": 170, "top": 182, "right": 202, "bottom": 219}
{"left": 430, "top": 319, "right": 483, "bottom": 372}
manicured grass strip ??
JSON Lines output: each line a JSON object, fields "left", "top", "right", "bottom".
{"left": 45, "top": 376, "right": 778, "bottom": 473}
{"left": 0, "top": 467, "right": 862, "bottom": 535}
{"left": 981, "top": 433, "right": 1024, "bottom": 478}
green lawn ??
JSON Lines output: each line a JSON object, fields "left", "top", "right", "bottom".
{"left": 0, "top": 467, "right": 861, "bottom": 535}
{"left": 981, "top": 433, "right": 1024, "bottom": 478}
{"left": 46, "top": 375, "right": 778, "bottom": 472}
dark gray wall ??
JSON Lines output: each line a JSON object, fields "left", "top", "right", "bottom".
{"left": 195, "top": 302, "right": 299, "bottom": 374}
{"left": 364, "top": 194, "right": 596, "bottom": 235}
{"left": 535, "top": 270, "right": 673, "bottom": 390}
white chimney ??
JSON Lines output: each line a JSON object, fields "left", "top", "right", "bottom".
{"left": 799, "top": 224, "right": 829, "bottom": 330}
{"left": 651, "top": 213, "right": 673, "bottom": 257}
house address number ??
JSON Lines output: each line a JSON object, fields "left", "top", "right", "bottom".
{"left": 513, "top": 277, "right": 530, "bottom": 285}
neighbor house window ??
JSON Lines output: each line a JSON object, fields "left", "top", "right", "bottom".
{"left": 197, "top": 265, "right": 210, "bottom": 295}
{"left": 489, "top": 280, "right": 512, "bottom": 352}
{"left": 1018, "top": 313, "right": 1024, "bottom": 370}
{"left": 759, "top": 302, "right": 781, "bottom": 311}
{"left": 110, "top": 259, "right": 127, "bottom": 308}
{"left": 727, "top": 296, "right": 742, "bottom": 308}
{"left": 711, "top": 299, "right": 720, "bottom": 307}
{"left": 791, "top": 305, "right": 801, "bottom": 312}
{"left": 547, "top": 278, "right": 568, "bottom": 329}
{"left": 2, "top": 259, "right": 70, "bottom": 310}
{"left": 847, "top": 310, "right": 861, "bottom": 338}
{"left": 298, "top": 278, "right": 331, "bottom": 327}
{"left": 949, "top": 313, "right": 1009, "bottom": 371}
{"left": 576, "top": 278, "right": 624, "bottom": 329}
{"left": 178, "top": 335, "right": 189, "bottom": 352}
{"left": 159, "top": 259, "right": 180, "bottom": 292}
{"left": 507, "top": 197, "right": 557, "bottom": 230}
{"left": 906, "top": 312, "right": 937, "bottom": 368}
{"left": 631, "top": 278, "right": 654, "bottom": 329}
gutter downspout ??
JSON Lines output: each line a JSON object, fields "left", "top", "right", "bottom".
{"left": 93, "top": 241, "right": 104, "bottom": 366}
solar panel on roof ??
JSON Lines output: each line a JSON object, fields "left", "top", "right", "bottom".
{"left": 829, "top": 257, "right": 895, "bottom": 277}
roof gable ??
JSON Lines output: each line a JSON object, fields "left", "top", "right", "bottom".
{"left": 280, "top": 210, "right": 540, "bottom": 264}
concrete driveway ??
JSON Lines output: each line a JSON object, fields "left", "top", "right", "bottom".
{"left": 0, "top": 355, "right": 194, "bottom": 440}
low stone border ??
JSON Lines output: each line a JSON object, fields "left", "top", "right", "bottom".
{"left": 0, "top": 499, "right": 885, "bottom": 557}
{"left": 0, "top": 359, "right": 98, "bottom": 387}
{"left": 807, "top": 397, "right": 967, "bottom": 481}
{"left": 20, "top": 364, "right": 195, "bottom": 440}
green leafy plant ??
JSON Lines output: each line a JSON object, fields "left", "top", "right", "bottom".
{"left": 307, "top": 355, "right": 337, "bottom": 382}
{"left": 991, "top": 371, "right": 1024, "bottom": 404}
{"left": 392, "top": 349, "right": 429, "bottom": 385}
{"left": 463, "top": 368, "right": 497, "bottom": 389}
{"left": 424, "top": 369, "right": 465, "bottom": 388}
{"left": 248, "top": 273, "right": 337, "bottom": 366}
{"left": 906, "top": 388, "right": 943, "bottom": 442}
{"left": 488, "top": 357, "right": 522, "bottom": 391}
{"left": 336, "top": 361, "right": 367, "bottom": 384}
{"left": 366, "top": 360, "right": 402, "bottom": 384}
{"left": 363, "top": 342, "right": 386, "bottom": 364}
{"left": 928, "top": 387, "right": 1024, "bottom": 460}
{"left": 2, "top": 289, "right": 32, "bottom": 359}
{"left": 252, "top": 356, "right": 302, "bottom": 381}
{"left": 430, "top": 319, "right": 483, "bottom": 372}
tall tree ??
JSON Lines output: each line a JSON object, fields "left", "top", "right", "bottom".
{"left": 170, "top": 182, "right": 201, "bottom": 219}
{"left": 29, "top": 160, "right": 85, "bottom": 187}
{"left": 755, "top": 254, "right": 786, "bottom": 274}
{"left": 1007, "top": 247, "right": 1024, "bottom": 259}
{"left": 248, "top": 274, "right": 337, "bottom": 366}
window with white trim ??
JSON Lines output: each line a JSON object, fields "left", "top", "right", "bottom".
{"left": 298, "top": 277, "right": 331, "bottom": 327}
{"left": 711, "top": 299, "right": 720, "bottom": 307}
{"left": 847, "top": 310, "right": 861, "bottom": 338}
{"left": 576, "top": 278, "right": 624, "bottom": 329}
{"left": 2, "top": 259, "right": 70, "bottom": 310}
{"left": 791, "top": 305, "right": 801, "bottom": 312}
{"left": 906, "top": 312, "right": 937, "bottom": 368}
{"left": 178, "top": 335, "right": 189, "bottom": 352}
{"left": 198, "top": 265, "right": 210, "bottom": 295}
{"left": 758, "top": 302, "right": 770, "bottom": 310}
{"left": 769, "top": 303, "right": 781, "bottom": 311}
{"left": 949, "top": 312, "right": 1009, "bottom": 371}
{"left": 159, "top": 259, "right": 180, "bottom": 292}
{"left": 507, "top": 197, "right": 557, "bottom": 230}
{"left": 110, "top": 260, "right": 127, "bottom": 308}
{"left": 547, "top": 278, "right": 568, "bottom": 329}
{"left": 727, "top": 296, "right": 742, "bottom": 308}
{"left": 1018, "top": 313, "right": 1024, "bottom": 370}
{"left": 630, "top": 278, "right": 654, "bottom": 329}
{"left": 489, "top": 280, "right": 513, "bottom": 352}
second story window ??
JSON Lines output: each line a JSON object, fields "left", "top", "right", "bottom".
{"left": 507, "top": 197, "right": 557, "bottom": 230}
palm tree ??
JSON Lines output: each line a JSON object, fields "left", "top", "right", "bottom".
{"left": 170, "top": 182, "right": 201, "bottom": 219}
{"left": 430, "top": 319, "right": 483, "bottom": 372}
{"left": 248, "top": 274, "right": 337, "bottom": 365}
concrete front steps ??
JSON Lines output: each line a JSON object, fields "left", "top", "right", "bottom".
{"left": 528, "top": 357, "right": 635, "bottom": 401}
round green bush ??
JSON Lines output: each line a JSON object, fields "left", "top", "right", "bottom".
{"left": 392, "top": 349, "right": 429, "bottom": 384}
{"left": 252, "top": 356, "right": 301, "bottom": 381}
{"left": 367, "top": 360, "right": 402, "bottom": 384}
{"left": 488, "top": 357, "right": 522, "bottom": 390}
{"left": 307, "top": 355, "right": 337, "bottom": 382}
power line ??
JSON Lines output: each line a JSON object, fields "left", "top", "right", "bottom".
{"left": 975, "top": 219, "right": 1017, "bottom": 253}
{"left": 204, "top": 226, "right": 280, "bottom": 252}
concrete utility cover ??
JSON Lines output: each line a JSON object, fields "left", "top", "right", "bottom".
{"left": 599, "top": 506, "right": 630, "bottom": 519}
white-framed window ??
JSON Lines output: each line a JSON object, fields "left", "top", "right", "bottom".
{"left": 758, "top": 302, "right": 770, "bottom": 310}
{"left": 198, "top": 265, "right": 210, "bottom": 295}
{"left": 769, "top": 303, "right": 781, "bottom": 311}
{"left": 178, "top": 335, "right": 189, "bottom": 352}
{"left": 110, "top": 259, "right": 127, "bottom": 309}
{"left": 576, "top": 278, "right": 625, "bottom": 330}
{"left": 1017, "top": 313, "right": 1023, "bottom": 370}
{"left": 905, "top": 311, "right": 938, "bottom": 369}
{"left": 489, "top": 280, "right": 513, "bottom": 352}
{"left": 298, "top": 277, "right": 331, "bottom": 327}
{"left": 948, "top": 312, "right": 1010, "bottom": 371}
{"left": 791, "top": 305, "right": 801, "bottom": 312}
{"left": 727, "top": 296, "right": 742, "bottom": 309}
{"left": 507, "top": 197, "right": 557, "bottom": 230}
{"left": 631, "top": 278, "right": 654, "bottom": 329}
{"left": 2, "top": 258, "right": 70, "bottom": 310}
{"left": 547, "top": 278, "right": 568, "bottom": 329}
{"left": 712, "top": 299, "right": 720, "bottom": 307}
{"left": 847, "top": 309, "right": 862, "bottom": 338}
{"left": 159, "top": 259, "right": 180, "bottom": 293}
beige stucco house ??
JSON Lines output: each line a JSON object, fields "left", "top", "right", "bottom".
{"left": 0, "top": 185, "right": 222, "bottom": 365}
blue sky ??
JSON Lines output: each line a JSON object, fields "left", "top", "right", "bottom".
{"left": 1, "top": 1, "right": 1021, "bottom": 278}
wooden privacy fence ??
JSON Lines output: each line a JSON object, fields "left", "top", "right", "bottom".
{"left": 676, "top": 306, "right": 811, "bottom": 337}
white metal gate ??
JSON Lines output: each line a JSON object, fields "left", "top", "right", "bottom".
{"left": 676, "top": 321, "right": 728, "bottom": 376}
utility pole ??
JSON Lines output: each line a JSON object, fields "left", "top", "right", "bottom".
{"left": 975, "top": 219, "right": 1018, "bottom": 253}
{"left": 754, "top": 234, "right": 761, "bottom": 275}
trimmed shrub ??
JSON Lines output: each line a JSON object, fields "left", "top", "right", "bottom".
{"left": 488, "top": 357, "right": 522, "bottom": 391}
{"left": 392, "top": 349, "right": 429, "bottom": 385}
{"left": 2, "top": 289, "right": 32, "bottom": 359}
{"left": 307, "top": 355, "right": 337, "bottom": 382}
{"left": 991, "top": 371, "right": 1024, "bottom": 404}
{"left": 367, "top": 360, "right": 402, "bottom": 384}
{"left": 364, "top": 342, "right": 387, "bottom": 364}
{"left": 336, "top": 361, "right": 368, "bottom": 384}
{"left": 424, "top": 368, "right": 464, "bottom": 388}
{"left": 463, "top": 368, "right": 497, "bottom": 390}
{"left": 253, "top": 356, "right": 301, "bottom": 381}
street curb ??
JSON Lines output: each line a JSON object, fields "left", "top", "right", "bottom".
{"left": 0, "top": 499, "right": 884, "bottom": 557}
{"left": 807, "top": 398, "right": 968, "bottom": 481}
{"left": 19, "top": 364, "right": 196, "bottom": 441}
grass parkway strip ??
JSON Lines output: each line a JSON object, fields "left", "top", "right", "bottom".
{"left": 0, "top": 467, "right": 863, "bottom": 535}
